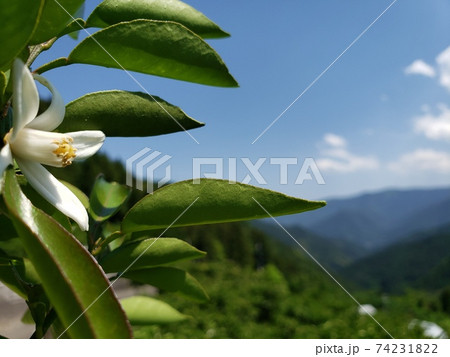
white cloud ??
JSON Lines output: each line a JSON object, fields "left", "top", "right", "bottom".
{"left": 323, "top": 133, "right": 347, "bottom": 148}
{"left": 403, "top": 46, "right": 450, "bottom": 90}
{"left": 389, "top": 149, "right": 450, "bottom": 173}
{"left": 317, "top": 134, "right": 379, "bottom": 173}
{"left": 414, "top": 104, "right": 450, "bottom": 141}
{"left": 404, "top": 59, "right": 436, "bottom": 78}
{"left": 436, "top": 46, "right": 450, "bottom": 90}
{"left": 317, "top": 156, "right": 379, "bottom": 173}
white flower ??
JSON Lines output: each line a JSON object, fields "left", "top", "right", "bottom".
{"left": 0, "top": 59, "right": 105, "bottom": 231}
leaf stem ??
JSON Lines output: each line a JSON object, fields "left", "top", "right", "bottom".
{"left": 88, "top": 219, "right": 102, "bottom": 254}
{"left": 34, "top": 57, "right": 69, "bottom": 74}
{"left": 27, "top": 37, "right": 58, "bottom": 68}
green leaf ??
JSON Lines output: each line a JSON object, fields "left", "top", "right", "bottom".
{"left": 67, "top": 20, "right": 238, "bottom": 87}
{"left": 99, "top": 237, "right": 205, "bottom": 273}
{"left": 0, "top": 258, "right": 40, "bottom": 298}
{"left": 58, "top": 18, "right": 86, "bottom": 39}
{"left": 59, "top": 90, "right": 204, "bottom": 137}
{"left": 2, "top": 169, "right": 131, "bottom": 338}
{"left": 86, "top": 0, "right": 229, "bottom": 39}
{"left": 92, "top": 231, "right": 124, "bottom": 256}
{"left": 121, "top": 296, "right": 188, "bottom": 325}
{"left": 0, "top": 214, "right": 17, "bottom": 242}
{"left": 0, "top": 0, "right": 44, "bottom": 70}
{"left": 0, "top": 71, "right": 7, "bottom": 102}
{"left": 21, "top": 309, "right": 34, "bottom": 324}
{"left": 122, "top": 179, "right": 326, "bottom": 232}
{"left": 124, "top": 267, "right": 209, "bottom": 302}
{"left": 89, "top": 176, "right": 130, "bottom": 222}
{"left": 68, "top": 2, "right": 85, "bottom": 40}
{"left": 0, "top": 237, "right": 26, "bottom": 258}
{"left": 92, "top": 223, "right": 128, "bottom": 255}
{"left": 26, "top": 284, "right": 53, "bottom": 338}
{"left": 30, "top": 0, "right": 85, "bottom": 44}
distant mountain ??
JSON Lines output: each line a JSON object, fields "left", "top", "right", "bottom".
{"left": 253, "top": 222, "right": 364, "bottom": 269}
{"left": 390, "top": 196, "right": 450, "bottom": 239}
{"left": 341, "top": 224, "right": 450, "bottom": 292}
{"left": 275, "top": 187, "right": 450, "bottom": 252}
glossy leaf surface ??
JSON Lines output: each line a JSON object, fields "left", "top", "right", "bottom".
{"left": 122, "top": 179, "right": 326, "bottom": 232}
{"left": 30, "top": 0, "right": 85, "bottom": 44}
{"left": 89, "top": 176, "right": 130, "bottom": 222}
{"left": 121, "top": 296, "right": 188, "bottom": 325}
{"left": 87, "top": 0, "right": 229, "bottom": 38}
{"left": 68, "top": 20, "right": 238, "bottom": 87}
{"left": 99, "top": 238, "right": 205, "bottom": 272}
{"left": 0, "top": 0, "right": 43, "bottom": 70}
{"left": 59, "top": 91, "right": 204, "bottom": 137}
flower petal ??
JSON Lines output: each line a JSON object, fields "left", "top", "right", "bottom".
{"left": 68, "top": 131, "right": 105, "bottom": 160}
{"left": 12, "top": 59, "right": 39, "bottom": 140}
{"left": 28, "top": 74, "right": 65, "bottom": 131}
{"left": 16, "top": 158, "right": 89, "bottom": 231}
{"left": 0, "top": 144, "right": 13, "bottom": 177}
{"left": 10, "top": 128, "right": 74, "bottom": 167}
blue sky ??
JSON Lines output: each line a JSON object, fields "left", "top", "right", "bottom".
{"left": 34, "top": 0, "right": 450, "bottom": 200}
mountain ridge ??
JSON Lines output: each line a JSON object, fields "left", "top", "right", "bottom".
{"left": 275, "top": 187, "right": 450, "bottom": 252}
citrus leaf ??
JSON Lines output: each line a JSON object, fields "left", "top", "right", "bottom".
{"left": 2, "top": 169, "right": 131, "bottom": 338}
{"left": 0, "top": 258, "right": 39, "bottom": 298}
{"left": 124, "top": 267, "right": 209, "bottom": 302}
{"left": 59, "top": 90, "right": 204, "bottom": 137}
{"left": 0, "top": 71, "right": 7, "bottom": 102}
{"left": 58, "top": 18, "right": 86, "bottom": 39}
{"left": 68, "top": 2, "right": 85, "bottom": 40}
{"left": 0, "top": 237, "right": 26, "bottom": 258}
{"left": 0, "top": 214, "right": 17, "bottom": 242}
{"left": 99, "top": 237, "right": 205, "bottom": 273}
{"left": 121, "top": 296, "right": 188, "bottom": 325}
{"left": 89, "top": 176, "right": 130, "bottom": 222}
{"left": 122, "top": 179, "right": 326, "bottom": 232}
{"left": 0, "top": 0, "right": 44, "bottom": 70}
{"left": 67, "top": 20, "right": 238, "bottom": 87}
{"left": 86, "top": 0, "right": 229, "bottom": 38}
{"left": 30, "top": 0, "right": 85, "bottom": 44}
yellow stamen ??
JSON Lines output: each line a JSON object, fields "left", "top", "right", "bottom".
{"left": 3, "top": 130, "right": 12, "bottom": 145}
{"left": 53, "top": 137, "right": 76, "bottom": 167}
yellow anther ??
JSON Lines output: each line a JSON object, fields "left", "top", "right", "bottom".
{"left": 53, "top": 137, "right": 76, "bottom": 167}
{"left": 3, "top": 130, "right": 12, "bottom": 145}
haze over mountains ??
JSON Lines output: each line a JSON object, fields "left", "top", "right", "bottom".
{"left": 256, "top": 187, "right": 450, "bottom": 292}
{"left": 275, "top": 187, "right": 450, "bottom": 252}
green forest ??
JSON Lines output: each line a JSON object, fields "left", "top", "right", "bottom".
{"left": 47, "top": 154, "right": 450, "bottom": 339}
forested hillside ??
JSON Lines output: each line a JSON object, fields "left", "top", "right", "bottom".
{"left": 342, "top": 225, "right": 450, "bottom": 292}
